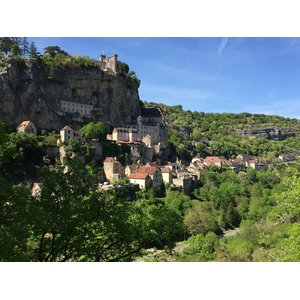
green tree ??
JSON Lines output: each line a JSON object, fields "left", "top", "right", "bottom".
{"left": 0, "top": 37, "right": 14, "bottom": 54}
{"left": 44, "top": 46, "right": 67, "bottom": 57}
{"left": 120, "top": 62, "right": 129, "bottom": 74}
{"left": 79, "top": 122, "right": 107, "bottom": 140}
{"left": 28, "top": 41, "right": 39, "bottom": 57}
{"left": 0, "top": 178, "right": 32, "bottom": 261}
{"left": 10, "top": 43, "right": 22, "bottom": 56}
{"left": 183, "top": 201, "right": 218, "bottom": 236}
{"left": 26, "top": 158, "right": 183, "bottom": 261}
{"left": 20, "top": 37, "right": 29, "bottom": 57}
{"left": 267, "top": 174, "right": 300, "bottom": 225}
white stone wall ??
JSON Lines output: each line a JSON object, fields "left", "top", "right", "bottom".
{"left": 61, "top": 101, "right": 93, "bottom": 115}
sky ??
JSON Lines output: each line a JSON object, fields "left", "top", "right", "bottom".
{"left": 26, "top": 36, "right": 300, "bottom": 119}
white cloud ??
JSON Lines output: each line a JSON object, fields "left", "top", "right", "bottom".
{"left": 218, "top": 37, "right": 228, "bottom": 54}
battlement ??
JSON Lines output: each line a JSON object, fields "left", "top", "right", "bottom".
{"left": 99, "top": 54, "right": 120, "bottom": 74}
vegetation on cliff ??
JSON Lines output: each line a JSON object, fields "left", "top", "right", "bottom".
{"left": 0, "top": 37, "right": 140, "bottom": 83}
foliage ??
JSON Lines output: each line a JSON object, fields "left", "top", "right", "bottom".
{"left": 120, "top": 62, "right": 129, "bottom": 74}
{"left": 28, "top": 42, "right": 39, "bottom": 57}
{"left": 79, "top": 121, "right": 107, "bottom": 140}
{"left": 183, "top": 201, "right": 218, "bottom": 235}
{"left": 0, "top": 178, "right": 32, "bottom": 261}
{"left": 0, "top": 37, "right": 15, "bottom": 55}
{"left": 0, "top": 132, "right": 45, "bottom": 181}
{"left": 146, "top": 101, "right": 300, "bottom": 159}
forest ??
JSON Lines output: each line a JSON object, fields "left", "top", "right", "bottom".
{"left": 2, "top": 100, "right": 300, "bottom": 262}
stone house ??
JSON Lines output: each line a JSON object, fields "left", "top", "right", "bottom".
{"left": 159, "top": 167, "right": 172, "bottom": 185}
{"left": 125, "top": 163, "right": 143, "bottom": 177}
{"left": 17, "top": 120, "right": 37, "bottom": 135}
{"left": 278, "top": 154, "right": 296, "bottom": 162}
{"left": 135, "top": 166, "right": 163, "bottom": 190}
{"left": 128, "top": 173, "right": 152, "bottom": 190}
{"left": 32, "top": 182, "right": 43, "bottom": 197}
{"left": 203, "top": 156, "right": 222, "bottom": 168}
{"left": 103, "top": 156, "right": 125, "bottom": 182}
{"left": 172, "top": 172, "right": 197, "bottom": 195}
{"left": 236, "top": 154, "right": 254, "bottom": 163}
{"left": 247, "top": 158, "right": 268, "bottom": 171}
{"left": 185, "top": 163, "right": 201, "bottom": 180}
{"left": 58, "top": 126, "right": 86, "bottom": 145}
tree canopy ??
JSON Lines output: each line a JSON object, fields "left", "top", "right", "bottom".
{"left": 80, "top": 122, "right": 107, "bottom": 140}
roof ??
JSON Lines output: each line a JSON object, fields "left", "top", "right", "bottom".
{"left": 61, "top": 126, "right": 74, "bottom": 131}
{"left": 104, "top": 157, "right": 118, "bottom": 163}
{"left": 126, "top": 164, "right": 142, "bottom": 171}
{"left": 137, "top": 166, "right": 159, "bottom": 176}
{"left": 128, "top": 173, "right": 150, "bottom": 179}
{"left": 160, "top": 167, "right": 171, "bottom": 173}
{"left": 17, "top": 120, "right": 34, "bottom": 129}
{"left": 145, "top": 162, "right": 158, "bottom": 167}
{"left": 204, "top": 156, "right": 222, "bottom": 163}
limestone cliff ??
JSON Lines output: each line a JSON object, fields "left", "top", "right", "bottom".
{"left": 0, "top": 57, "right": 141, "bottom": 131}
{"left": 236, "top": 127, "right": 296, "bottom": 140}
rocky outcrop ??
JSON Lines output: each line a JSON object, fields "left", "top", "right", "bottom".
{"left": 236, "top": 127, "right": 296, "bottom": 140}
{"left": 0, "top": 57, "right": 141, "bottom": 131}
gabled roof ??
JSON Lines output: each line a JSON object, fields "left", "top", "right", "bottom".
{"left": 203, "top": 156, "right": 222, "bottom": 163}
{"left": 126, "top": 164, "right": 142, "bottom": 171}
{"left": 236, "top": 154, "right": 254, "bottom": 161}
{"left": 17, "top": 120, "right": 34, "bottom": 129}
{"left": 137, "top": 166, "right": 159, "bottom": 176}
{"left": 104, "top": 157, "right": 118, "bottom": 163}
{"left": 128, "top": 173, "right": 150, "bottom": 180}
{"left": 32, "top": 182, "right": 43, "bottom": 188}
{"left": 61, "top": 126, "right": 74, "bottom": 131}
{"left": 160, "top": 167, "right": 172, "bottom": 173}
{"left": 145, "top": 162, "right": 159, "bottom": 168}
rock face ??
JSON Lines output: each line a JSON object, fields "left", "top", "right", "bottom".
{"left": 0, "top": 57, "right": 141, "bottom": 131}
{"left": 237, "top": 127, "right": 296, "bottom": 140}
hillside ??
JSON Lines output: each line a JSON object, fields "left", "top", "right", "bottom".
{"left": 142, "top": 101, "right": 300, "bottom": 161}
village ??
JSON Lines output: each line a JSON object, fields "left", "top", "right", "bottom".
{"left": 16, "top": 107, "right": 298, "bottom": 198}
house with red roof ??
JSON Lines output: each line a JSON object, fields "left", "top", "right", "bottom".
{"left": 203, "top": 156, "right": 222, "bottom": 168}
{"left": 128, "top": 173, "right": 152, "bottom": 190}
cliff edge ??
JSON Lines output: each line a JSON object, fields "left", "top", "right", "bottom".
{"left": 0, "top": 57, "right": 141, "bottom": 131}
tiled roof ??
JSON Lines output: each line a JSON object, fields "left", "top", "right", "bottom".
{"left": 160, "top": 167, "right": 171, "bottom": 173}
{"left": 137, "top": 166, "right": 158, "bottom": 176}
{"left": 128, "top": 173, "right": 149, "bottom": 179}
{"left": 104, "top": 157, "right": 116, "bottom": 163}
{"left": 204, "top": 156, "right": 221, "bottom": 162}
{"left": 17, "top": 120, "right": 32, "bottom": 128}
{"left": 61, "top": 126, "right": 74, "bottom": 131}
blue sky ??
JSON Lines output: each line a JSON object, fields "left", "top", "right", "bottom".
{"left": 28, "top": 37, "right": 300, "bottom": 119}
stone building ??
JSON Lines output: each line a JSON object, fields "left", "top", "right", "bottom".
{"left": 58, "top": 126, "right": 86, "bottom": 145}
{"left": 111, "top": 107, "right": 169, "bottom": 162}
{"left": 17, "top": 120, "right": 37, "bottom": 135}
{"left": 99, "top": 54, "right": 120, "bottom": 74}
{"left": 103, "top": 156, "right": 125, "bottom": 182}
